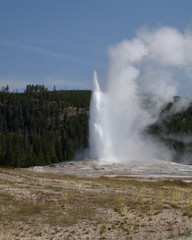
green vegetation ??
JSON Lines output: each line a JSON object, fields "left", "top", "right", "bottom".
{"left": 147, "top": 97, "right": 192, "bottom": 164}
{"left": 0, "top": 84, "right": 91, "bottom": 167}
{"left": 0, "top": 84, "right": 192, "bottom": 167}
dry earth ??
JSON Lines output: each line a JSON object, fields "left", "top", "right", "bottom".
{"left": 0, "top": 159, "right": 192, "bottom": 240}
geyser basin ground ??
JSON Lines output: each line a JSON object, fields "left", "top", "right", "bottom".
{"left": 30, "top": 159, "right": 192, "bottom": 180}
{"left": 1, "top": 166, "right": 192, "bottom": 240}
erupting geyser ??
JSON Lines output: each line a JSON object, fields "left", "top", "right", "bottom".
{"left": 89, "top": 26, "right": 192, "bottom": 164}
{"left": 89, "top": 71, "right": 105, "bottom": 160}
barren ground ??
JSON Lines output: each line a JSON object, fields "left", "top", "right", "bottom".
{"left": 0, "top": 160, "right": 192, "bottom": 240}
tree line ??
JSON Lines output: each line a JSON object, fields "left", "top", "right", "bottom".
{"left": 0, "top": 85, "right": 91, "bottom": 167}
{"left": 0, "top": 84, "right": 192, "bottom": 167}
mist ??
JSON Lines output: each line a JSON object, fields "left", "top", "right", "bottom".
{"left": 89, "top": 26, "right": 192, "bottom": 164}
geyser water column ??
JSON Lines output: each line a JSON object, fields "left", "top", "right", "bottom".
{"left": 89, "top": 68, "right": 156, "bottom": 164}
{"left": 89, "top": 71, "right": 106, "bottom": 160}
{"left": 89, "top": 26, "right": 192, "bottom": 164}
{"left": 89, "top": 41, "right": 170, "bottom": 164}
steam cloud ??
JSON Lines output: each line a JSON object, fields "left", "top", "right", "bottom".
{"left": 89, "top": 26, "right": 192, "bottom": 164}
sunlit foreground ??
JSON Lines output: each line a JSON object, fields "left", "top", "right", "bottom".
{"left": 0, "top": 166, "right": 192, "bottom": 240}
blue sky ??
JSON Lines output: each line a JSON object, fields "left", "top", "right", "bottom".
{"left": 0, "top": 0, "right": 192, "bottom": 91}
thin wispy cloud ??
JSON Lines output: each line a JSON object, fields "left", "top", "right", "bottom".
{"left": 0, "top": 40, "right": 89, "bottom": 64}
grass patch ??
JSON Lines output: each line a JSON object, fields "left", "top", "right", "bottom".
{"left": 16, "top": 203, "right": 46, "bottom": 217}
{"left": 0, "top": 191, "right": 47, "bottom": 223}
{"left": 0, "top": 192, "right": 15, "bottom": 204}
{"left": 45, "top": 205, "right": 96, "bottom": 226}
{"left": 183, "top": 206, "right": 192, "bottom": 218}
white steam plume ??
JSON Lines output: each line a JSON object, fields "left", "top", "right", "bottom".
{"left": 89, "top": 26, "right": 192, "bottom": 164}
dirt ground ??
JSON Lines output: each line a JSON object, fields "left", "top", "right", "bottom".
{"left": 0, "top": 160, "right": 192, "bottom": 240}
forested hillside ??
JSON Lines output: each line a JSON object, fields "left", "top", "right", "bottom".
{"left": 0, "top": 85, "right": 192, "bottom": 167}
{"left": 148, "top": 97, "right": 192, "bottom": 164}
{"left": 0, "top": 85, "right": 91, "bottom": 167}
